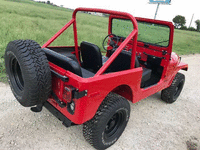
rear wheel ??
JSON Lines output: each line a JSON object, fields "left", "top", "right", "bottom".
{"left": 83, "top": 93, "right": 130, "bottom": 150}
{"left": 161, "top": 72, "right": 185, "bottom": 103}
{"left": 5, "top": 40, "right": 51, "bottom": 107}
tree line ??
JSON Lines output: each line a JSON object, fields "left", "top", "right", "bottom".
{"left": 36, "top": 0, "right": 58, "bottom": 7}
{"left": 173, "top": 15, "right": 200, "bottom": 32}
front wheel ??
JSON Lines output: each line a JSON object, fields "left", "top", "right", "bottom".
{"left": 161, "top": 72, "right": 185, "bottom": 103}
{"left": 83, "top": 93, "right": 130, "bottom": 150}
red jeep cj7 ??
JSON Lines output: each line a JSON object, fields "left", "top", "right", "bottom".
{"left": 5, "top": 8, "right": 188, "bottom": 150}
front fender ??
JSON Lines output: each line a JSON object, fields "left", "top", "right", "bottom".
{"left": 165, "top": 52, "right": 188, "bottom": 87}
{"left": 177, "top": 61, "right": 188, "bottom": 71}
{"left": 171, "top": 52, "right": 188, "bottom": 71}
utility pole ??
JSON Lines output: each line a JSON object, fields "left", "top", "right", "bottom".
{"left": 149, "top": 0, "right": 171, "bottom": 20}
{"left": 154, "top": 3, "right": 160, "bottom": 19}
{"left": 189, "top": 14, "right": 194, "bottom": 28}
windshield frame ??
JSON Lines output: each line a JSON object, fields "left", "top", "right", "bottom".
{"left": 109, "top": 15, "right": 174, "bottom": 54}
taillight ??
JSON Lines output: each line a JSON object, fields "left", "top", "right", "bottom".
{"left": 63, "top": 86, "right": 74, "bottom": 103}
{"left": 63, "top": 85, "right": 87, "bottom": 103}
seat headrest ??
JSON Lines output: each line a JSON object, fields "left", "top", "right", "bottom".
{"left": 117, "top": 50, "right": 140, "bottom": 68}
{"left": 80, "top": 41, "right": 102, "bottom": 72}
{"left": 80, "top": 41, "right": 100, "bottom": 51}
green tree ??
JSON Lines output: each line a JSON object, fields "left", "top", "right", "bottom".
{"left": 188, "top": 27, "right": 196, "bottom": 31}
{"left": 180, "top": 25, "right": 187, "bottom": 30}
{"left": 173, "top": 15, "right": 186, "bottom": 29}
{"left": 195, "top": 20, "right": 200, "bottom": 32}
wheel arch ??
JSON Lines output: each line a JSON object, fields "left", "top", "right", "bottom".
{"left": 111, "top": 84, "right": 133, "bottom": 101}
{"left": 75, "top": 83, "right": 134, "bottom": 124}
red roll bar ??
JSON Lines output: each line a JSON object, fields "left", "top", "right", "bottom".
{"left": 43, "top": 8, "right": 138, "bottom": 75}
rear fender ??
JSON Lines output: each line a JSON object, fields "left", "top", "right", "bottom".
{"left": 111, "top": 84, "right": 133, "bottom": 101}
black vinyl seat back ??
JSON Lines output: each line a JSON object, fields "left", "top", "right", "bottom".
{"left": 80, "top": 41, "right": 102, "bottom": 72}
{"left": 106, "top": 50, "right": 140, "bottom": 73}
{"left": 42, "top": 48, "right": 82, "bottom": 77}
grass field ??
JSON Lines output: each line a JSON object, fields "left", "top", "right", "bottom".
{"left": 0, "top": 0, "right": 200, "bottom": 82}
{"left": 173, "top": 29, "right": 200, "bottom": 55}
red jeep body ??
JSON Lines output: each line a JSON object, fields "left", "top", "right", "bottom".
{"left": 41, "top": 8, "right": 188, "bottom": 125}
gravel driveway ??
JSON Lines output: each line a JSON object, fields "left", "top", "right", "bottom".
{"left": 0, "top": 54, "right": 200, "bottom": 150}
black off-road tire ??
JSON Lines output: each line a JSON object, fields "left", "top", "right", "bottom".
{"left": 4, "top": 40, "right": 51, "bottom": 107}
{"left": 161, "top": 72, "right": 185, "bottom": 103}
{"left": 83, "top": 93, "right": 130, "bottom": 150}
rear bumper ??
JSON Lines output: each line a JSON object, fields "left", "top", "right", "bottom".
{"left": 44, "top": 101, "right": 72, "bottom": 127}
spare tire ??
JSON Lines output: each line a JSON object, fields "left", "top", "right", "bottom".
{"left": 5, "top": 40, "right": 51, "bottom": 107}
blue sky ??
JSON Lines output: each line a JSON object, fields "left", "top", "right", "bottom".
{"left": 39, "top": 0, "right": 200, "bottom": 28}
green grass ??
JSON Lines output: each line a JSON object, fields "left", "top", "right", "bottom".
{"left": 137, "top": 23, "right": 170, "bottom": 47}
{"left": 112, "top": 19, "right": 134, "bottom": 37}
{"left": 0, "top": 0, "right": 109, "bottom": 82}
{"left": 0, "top": 0, "right": 200, "bottom": 82}
{"left": 112, "top": 19, "right": 200, "bottom": 50}
{"left": 173, "top": 29, "right": 200, "bottom": 55}
{"left": 5, "top": 0, "right": 73, "bottom": 12}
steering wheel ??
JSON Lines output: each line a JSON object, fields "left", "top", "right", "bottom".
{"left": 102, "top": 34, "right": 119, "bottom": 51}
